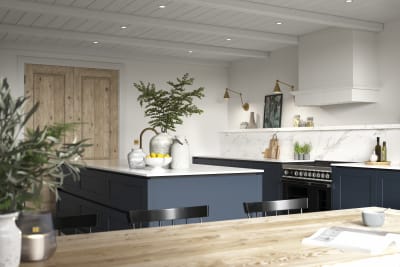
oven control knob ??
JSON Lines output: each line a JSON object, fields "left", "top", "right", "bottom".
{"left": 299, "top": 171, "right": 303, "bottom": 177}
{"left": 294, "top": 171, "right": 299, "bottom": 176}
{"left": 325, "top": 173, "right": 331, "bottom": 179}
{"left": 320, "top": 173, "right": 325, "bottom": 179}
{"left": 312, "top": 172, "right": 317, "bottom": 178}
{"left": 316, "top": 172, "right": 321, "bottom": 178}
{"left": 308, "top": 171, "right": 312, "bottom": 178}
{"left": 283, "top": 169, "right": 289, "bottom": 176}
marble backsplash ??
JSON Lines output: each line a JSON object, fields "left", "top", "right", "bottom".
{"left": 219, "top": 124, "right": 400, "bottom": 164}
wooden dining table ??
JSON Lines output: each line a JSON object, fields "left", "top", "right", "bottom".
{"left": 21, "top": 208, "right": 400, "bottom": 267}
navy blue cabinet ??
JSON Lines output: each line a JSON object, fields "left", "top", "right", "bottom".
{"left": 332, "top": 166, "right": 400, "bottom": 209}
{"left": 192, "top": 157, "right": 282, "bottom": 201}
{"left": 58, "top": 166, "right": 262, "bottom": 232}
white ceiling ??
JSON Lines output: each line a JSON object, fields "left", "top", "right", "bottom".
{"left": 0, "top": 0, "right": 399, "bottom": 63}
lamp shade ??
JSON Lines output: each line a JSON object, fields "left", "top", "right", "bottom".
{"left": 273, "top": 81, "right": 281, "bottom": 94}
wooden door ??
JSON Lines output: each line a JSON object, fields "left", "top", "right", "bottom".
{"left": 73, "top": 67, "right": 119, "bottom": 160}
{"left": 25, "top": 64, "right": 119, "bottom": 160}
{"left": 24, "top": 64, "right": 73, "bottom": 131}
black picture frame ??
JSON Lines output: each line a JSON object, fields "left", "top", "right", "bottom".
{"left": 263, "top": 94, "right": 283, "bottom": 128}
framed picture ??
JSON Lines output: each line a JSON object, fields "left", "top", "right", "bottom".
{"left": 263, "top": 94, "right": 283, "bottom": 128}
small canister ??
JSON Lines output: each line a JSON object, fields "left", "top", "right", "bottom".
{"left": 306, "top": 117, "right": 314, "bottom": 127}
{"left": 293, "top": 115, "right": 301, "bottom": 127}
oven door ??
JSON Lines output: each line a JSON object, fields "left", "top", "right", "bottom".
{"left": 282, "top": 178, "right": 331, "bottom": 212}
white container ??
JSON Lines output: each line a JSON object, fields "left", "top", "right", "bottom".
{"left": 127, "top": 148, "right": 146, "bottom": 169}
{"left": 0, "top": 212, "right": 21, "bottom": 267}
{"left": 171, "top": 136, "right": 190, "bottom": 170}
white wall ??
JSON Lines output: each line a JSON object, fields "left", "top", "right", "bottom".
{"left": 0, "top": 45, "right": 229, "bottom": 159}
{"left": 228, "top": 19, "right": 400, "bottom": 129}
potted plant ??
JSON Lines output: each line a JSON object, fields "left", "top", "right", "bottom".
{"left": 303, "top": 143, "right": 312, "bottom": 160}
{"left": 134, "top": 73, "right": 205, "bottom": 154}
{"left": 0, "top": 78, "right": 89, "bottom": 266}
{"left": 294, "top": 141, "right": 302, "bottom": 160}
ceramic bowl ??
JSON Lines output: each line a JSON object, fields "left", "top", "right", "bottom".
{"left": 145, "top": 157, "right": 172, "bottom": 170}
{"left": 362, "top": 209, "right": 385, "bottom": 227}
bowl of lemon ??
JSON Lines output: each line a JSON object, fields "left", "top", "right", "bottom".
{"left": 145, "top": 153, "right": 172, "bottom": 171}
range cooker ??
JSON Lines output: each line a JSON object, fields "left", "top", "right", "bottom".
{"left": 281, "top": 161, "right": 342, "bottom": 212}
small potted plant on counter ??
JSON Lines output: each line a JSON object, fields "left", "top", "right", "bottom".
{"left": 303, "top": 143, "right": 312, "bottom": 160}
{"left": 294, "top": 141, "right": 302, "bottom": 160}
{"left": 0, "top": 78, "right": 90, "bottom": 265}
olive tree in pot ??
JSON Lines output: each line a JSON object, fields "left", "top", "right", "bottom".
{"left": 134, "top": 73, "right": 205, "bottom": 156}
{"left": 0, "top": 78, "right": 89, "bottom": 265}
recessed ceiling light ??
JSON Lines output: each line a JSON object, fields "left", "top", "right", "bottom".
{"left": 159, "top": 5, "right": 166, "bottom": 8}
{"left": 92, "top": 41, "right": 99, "bottom": 44}
{"left": 120, "top": 26, "right": 127, "bottom": 29}
{"left": 226, "top": 38, "right": 232, "bottom": 41}
{"left": 345, "top": 0, "right": 353, "bottom": 3}
{"left": 276, "top": 21, "right": 283, "bottom": 25}
{"left": 188, "top": 50, "right": 193, "bottom": 54}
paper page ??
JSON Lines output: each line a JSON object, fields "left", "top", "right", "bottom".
{"left": 302, "top": 227, "right": 394, "bottom": 254}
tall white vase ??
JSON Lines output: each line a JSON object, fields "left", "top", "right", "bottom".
{"left": 0, "top": 212, "right": 21, "bottom": 267}
{"left": 171, "top": 136, "right": 190, "bottom": 170}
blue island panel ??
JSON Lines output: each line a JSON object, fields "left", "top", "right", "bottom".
{"left": 148, "top": 173, "right": 262, "bottom": 222}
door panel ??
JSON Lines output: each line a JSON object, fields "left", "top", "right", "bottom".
{"left": 74, "top": 67, "right": 118, "bottom": 160}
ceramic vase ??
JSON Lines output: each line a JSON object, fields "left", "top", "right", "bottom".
{"left": 0, "top": 212, "right": 21, "bottom": 267}
{"left": 247, "top": 112, "right": 257, "bottom": 129}
{"left": 171, "top": 136, "right": 190, "bottom": 170}
{"left": 150, "top": 132, "right": 174, "bottom": 155}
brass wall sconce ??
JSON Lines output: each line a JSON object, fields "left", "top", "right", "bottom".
{"left": 224, "top": 88, "right": 249, "bottom": 111}
{"left": 273, "top": 80, "right": 295, "bottom": 94}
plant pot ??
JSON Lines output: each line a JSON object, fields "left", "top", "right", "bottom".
{"left": 17, "top": 211, "right": 57, "bottom": 262}
{"left": 150, "top": 132, "right": 174, "bottom": 155}
{"left": 303, "top": 153, "right": 310, "bottom": 160}
{"left": 0, "top": 212, "right": 21, "bottom": 267}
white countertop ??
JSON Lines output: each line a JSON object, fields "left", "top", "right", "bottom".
{"left": 194, "top": 155, "right": 314, "bottom": 163}
{"left": 332, "top": 162, "right": 400, "bottom": 170}
{"left": 82, "top": 159, "right": 264, "bottom": 177}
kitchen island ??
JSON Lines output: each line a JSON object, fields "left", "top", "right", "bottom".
{"left": 57, "top": 160, "right": 263, "bottom": 232}
{"left": 21, "top": 208, "right": 400, "bottom": 267}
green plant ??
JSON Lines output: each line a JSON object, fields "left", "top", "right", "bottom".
{"left": 0, "top": 78, "right": 90, "bottom": 214}
{"left": 294, "top": 141, "right": 302, "bottom": 154}
{"left": 134, "top": 73, "right": 205, "bottom": 133}
{"left": 303, "top": 143, "right": 312, "bottom": 154}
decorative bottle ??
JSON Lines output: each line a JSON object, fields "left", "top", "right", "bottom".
{"left": 381, "top": 141, "right": 387, "bottom": 162}
{"left": 171, "top": 136, "right": 190, "bottom": 170}
{"left": 247, "top": 112, "right": 257, "bottom": 129}
{"left": 127, "top": 139, "right": 146, "bottom": 169}
{"left": 374, "top": 137, "right": 381, "bottom": 162}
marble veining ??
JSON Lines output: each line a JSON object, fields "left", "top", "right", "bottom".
{"left": 220, "top": 124, "right": 400, "bottom": 164}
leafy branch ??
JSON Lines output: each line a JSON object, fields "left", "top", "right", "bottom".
{"left": 134, "top": 73, "right": 205, "bottom": 132}
{"left": 0, "top": 78, "right": 90, "bottom": 213}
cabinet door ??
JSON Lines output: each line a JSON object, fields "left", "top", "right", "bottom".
{"left": 378, "top": 171, "right": 400, "bottom": 209}
{"left": 192, "top": 157, "right": 282, "bottom": 201}
{"left": 332, "top": 167, "right": 377, "bottom": 209}
{"left": 57, "top": 190, "right": 129, "bottom": 232}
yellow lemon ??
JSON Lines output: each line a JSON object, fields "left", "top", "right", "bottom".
{"left": 150, "top": 152, "right": 156, "bottom": 158}
{"left": 156, "top": 153, "right": 164, "bottom": 158}
{"left": 164, "top": 154, "right": 170, "bottom": 158}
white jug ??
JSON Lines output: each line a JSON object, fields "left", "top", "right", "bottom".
{"left": 171, "top": 136, "right": 190, "bottom": 170}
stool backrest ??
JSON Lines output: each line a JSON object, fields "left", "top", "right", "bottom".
{"left": 243, "top": 198, "right": 308, "bottom": 218}
{"left": 128, "top": 205, "right": 209, "bottom": 228}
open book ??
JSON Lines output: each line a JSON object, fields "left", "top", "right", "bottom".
{"left": 302, "top": 227, "right": 400, "bottom": 254}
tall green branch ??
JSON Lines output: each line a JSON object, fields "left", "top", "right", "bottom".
{"left": 134, "top": 73, "right": 205, "bottom": 132}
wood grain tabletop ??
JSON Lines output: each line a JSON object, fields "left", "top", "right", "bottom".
{"left": 20, "top": 208, "right": 400, "bottom": 267}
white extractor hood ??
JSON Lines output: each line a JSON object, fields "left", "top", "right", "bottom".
{"left": 295, "top": 27, "right": 380, "bottom": 106}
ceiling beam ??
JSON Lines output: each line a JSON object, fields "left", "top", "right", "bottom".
{"left": 0, "top": 0, "right": 297, "bottom": 45}
{"left": 173, "top": 0, "right": 384, "bottom": 32}
{"left": 0, "top": 24, "right": 268, "bottom": 58}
